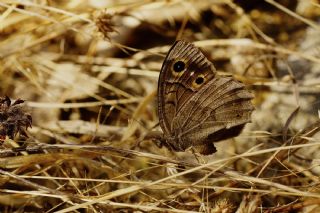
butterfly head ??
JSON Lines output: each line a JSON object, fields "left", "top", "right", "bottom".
{"left": 163, "top": 136, "right": 185, "bottom": 152}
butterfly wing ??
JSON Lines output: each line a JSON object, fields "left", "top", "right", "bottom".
{"left": 158, "top": 40, "right": 254, "bottom": 155}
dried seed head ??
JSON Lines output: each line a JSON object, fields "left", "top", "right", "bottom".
{"left": 0, "top": 96, "right": 32, "bottom": 140}
{"left": 212, "top": 198, "right": 235, "bottom": 213}
{"left": 94, "top": 10, "right": 116, "bottom": 40}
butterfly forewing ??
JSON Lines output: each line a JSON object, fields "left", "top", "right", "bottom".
{"left": 158, "top": 40, "right": 216, "bottom": 136}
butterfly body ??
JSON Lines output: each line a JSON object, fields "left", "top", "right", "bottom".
{"left": 157, "top": 40, "right": 254, "bottom": 155}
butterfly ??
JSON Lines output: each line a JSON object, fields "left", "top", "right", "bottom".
{"left": 156, "top": 40, "right": 254, "bottom": 155}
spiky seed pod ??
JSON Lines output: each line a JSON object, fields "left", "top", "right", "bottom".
{"left": 94, "top": 10, "right": 116, "bottom": 40}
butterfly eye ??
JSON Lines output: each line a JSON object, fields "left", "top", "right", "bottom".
{"left": 173, "top": 61, "right": 185, "bottom": 72}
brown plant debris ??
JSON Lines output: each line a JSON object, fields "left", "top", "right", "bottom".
{"left": 0, "top": 96, "right": 32, "bottom": 140}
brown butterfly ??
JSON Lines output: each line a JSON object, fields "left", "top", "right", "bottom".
{"left": 156, "top": 40, "right": 254, "bottom": 155}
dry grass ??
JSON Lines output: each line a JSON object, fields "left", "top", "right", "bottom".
{"left": 0, "top": 0, "right": 320, "bottom": 212}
